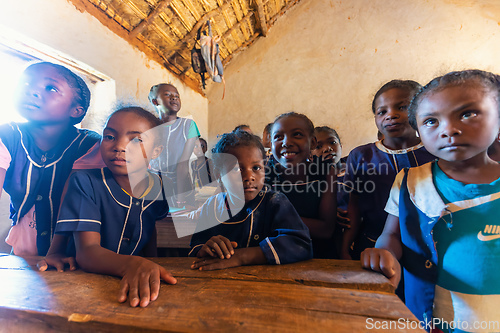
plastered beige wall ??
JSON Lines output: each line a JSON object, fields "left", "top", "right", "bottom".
{"left": 206, "top": 0, "right": 500, "bottom": 155}
{"left": 0, "top": 0, "right": 208, "bottom": 137}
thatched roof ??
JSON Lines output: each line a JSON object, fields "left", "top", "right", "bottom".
{"left": 69, "top": 0, "right": 302, "bottom": 93}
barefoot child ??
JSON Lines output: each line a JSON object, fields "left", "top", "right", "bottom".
{"left": 189, "top": 130, "right": 312, "bottom": 270}
{"left": 266, "top": 112, "right": 337, "bottom": 258}
{"left": 341, "top": 80, "right": 436, "bottom": 260}
{"left": 0, "top": 62, "right": 102, "bottom": 256}
{"left": 362, "top": 70, "right": 500, "bottom": 331}
{"left": 49, "top": 107, "right": 176, "bottom": 307}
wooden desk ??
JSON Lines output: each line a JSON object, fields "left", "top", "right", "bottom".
{"left": 156, "top": 215, "right": 193, "bottom": 249}
{"left": 0, "top": 255, "right": 424, "bottom": 332}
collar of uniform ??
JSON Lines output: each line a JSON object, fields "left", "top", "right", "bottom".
{"left": 141, "top": 171, "right": 164, "bottom": 209}
{"left": 101, "top": 167, "right": 133, "bottom": 208}
{"left": 18, "top": 123, "right": 80, "bottom": 167}
{"left": 406, "top": 161, "right": 446, "bottom": 218}
{"left": 375, "top": 140, "right": 425, "bottom": 155}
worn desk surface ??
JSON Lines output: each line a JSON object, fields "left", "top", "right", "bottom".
{"left": 0, "top": 255, "right": 424, "bottom": 332}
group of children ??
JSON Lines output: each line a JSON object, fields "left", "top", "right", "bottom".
{"left": 1, "top": 61, "right": 498, "bottom": 332}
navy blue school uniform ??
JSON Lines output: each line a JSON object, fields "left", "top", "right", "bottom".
{"left": 0, "top": 122, "right": 102, "bottom": 255}
{"left": 191, "top": 157, "right": 214, "bottom": 188}
{"left": 189, "top": 187, "right": 313, "bottom": 264}
{"left": 55, "top": 168, "right": 169, "bottom": 255}
{"left": 265, "top": 156, "right": 337, "bottom": 259}
{"left": 343, "top": 141, "right": 436, "bottom": 258}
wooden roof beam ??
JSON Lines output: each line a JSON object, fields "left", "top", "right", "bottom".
{"left": 129, "top": 0, "right": 173, "bottom": 39}
{"left": 254, "top": 0, "right": 267, "bottom": 37}
{"left": 68, "top": 0, "right": 202, "bottom": 94}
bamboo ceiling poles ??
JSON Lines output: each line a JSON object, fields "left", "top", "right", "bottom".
{"left": 68, "top": 0, "right": 304, "bottom": 91}
{"left": 129, "top": 0, "right": 174, "bottom": 38}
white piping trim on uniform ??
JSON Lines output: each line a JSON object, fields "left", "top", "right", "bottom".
{"left": 49, "top": 164, "right": 56, "bottom": 241}
{"left": 166, "top": 126, "right": 171, "bottom": 170}
{"left": 16, "top": 124, "right": 82, "bottom": 168}
{"left": 188, "top": 243, "right": 203, "bottom": 256}
{"left": 101, "top": 168, "right": 130, "bottom": 208}
{"left": 391, "top": 154, "right": 399, "bottom": 173}
{"left": 246, "top": 213, "right": 254, "bottom": 247}
{"left": 57, "top": 219, "right": 102, "bottom": 224}
{"left": 45, "top": 134, "right": 82, "bottom": 167}
{"left": 117, "top": 196, "right": 133, "bottom": 254}
{"left": 142, "top": 174, "right": 162, "bottom": 210}
{"left": 77, "top": 132, "right": 89, "bottom": 149}
{"left": 131, "top": 198, "right": 144, "bottom": 255}
{"left": 375, "top": 140, "right": 425, "bottom": 155}
{"left": 265, "top": 238, "right": 281, "bottom": 265}
{"left": 17, "top": 162, "right": 33, "bottom": 224}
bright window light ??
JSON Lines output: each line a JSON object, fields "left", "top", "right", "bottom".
{"left": 0, "top": 48, "right": 29, "bottom": 124}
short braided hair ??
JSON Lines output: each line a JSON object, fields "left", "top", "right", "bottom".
{"left": 408, "top": 69, "right": 500, "bottom": 130}
{"left": 27, "top": 62, "right": 91, "bottom": 124}
{"left": 212, "top": 129, "right": 265, "bottom": 173}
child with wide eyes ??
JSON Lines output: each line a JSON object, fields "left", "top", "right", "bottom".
{"left": 341, "top": 80, "right": 436, "bottom": 261}
{"left": 266, "top": 112, "right": 338, "bottom": 259}
{"left": 189, "top": 130, "right": 312, "bottom": 271}
{"left": 0, "top": 62, "right": 103, "bottom": 258}
{"left": 46, "top": 107, "right": 177, "bottom": 307}
{"left": 362, "top": 70, "right": 500, "bottom": 331}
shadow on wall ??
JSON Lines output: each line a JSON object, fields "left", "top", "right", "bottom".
{"left": 0, "top": 193, "right": 11, "bottom": 253}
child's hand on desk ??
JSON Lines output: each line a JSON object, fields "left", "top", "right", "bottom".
{"left": 191, "top": 251, "right": 243, "bottom": 271}
{"left": 37, "top": 254, "right": 77, "bottom": 272}
{"left": 119, "top": 257, "right": 177, "bottom": 308}
{"left": 191, "top": 247, "right": 267, "bottom": 271}
{"left": 360, "top": 248, "right": 401, "bottom": 288}
{"left": 197, "top": 235, "right": 238, "bottom": 259}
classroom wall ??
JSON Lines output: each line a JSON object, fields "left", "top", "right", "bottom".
{"left": 206, "top": 0, "right": 500, "bottom": 155}
{"left": 0, "top": 0, "right": 208, "bottom": 137}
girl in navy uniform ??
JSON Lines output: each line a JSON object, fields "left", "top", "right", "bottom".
{"left": 189, "top": 130, "right": 312, "bottom": 270}
{"left": 341, "top": 80, "right": 436, "bottom": 260}
{"left": 48, "top": 107, "right": 176, "bottom": 307}
{"left": 266, "top": 112, "right": 337, "bottom": 259}
{"left": 0, "top": 62, "right": 102, "bottom": 257}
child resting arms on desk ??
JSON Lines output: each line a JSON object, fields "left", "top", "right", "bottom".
{"left": 189, "top": 130, "right": 313, "bottom": 270}
{"left": 44, "top": 107, "right": 177, "bottom": 307}
{"left": 361, "top": 70, "right": 500, "bottom": 331}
